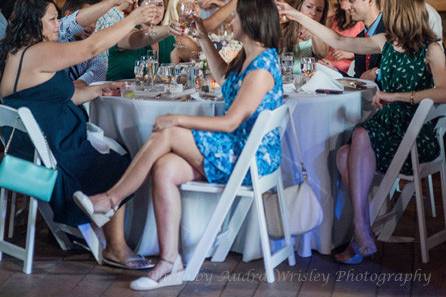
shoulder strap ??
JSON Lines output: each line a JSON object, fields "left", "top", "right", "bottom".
{"left": 13, "top": 45, "right": 33, "bottom": 93}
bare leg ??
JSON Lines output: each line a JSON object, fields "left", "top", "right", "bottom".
{"left": 89, "top": 127, "right": 203, "bottom": 212}
{"left": 148, "top": 153, "right": 203, "bottom": 281}
{"left": 335, "top": 129, "right": 377, "bottom": 261}
{"left": 347, "top": 128, "right": 377, "bottom": 255}
{"left": 101, "top": 206, "right": 139, "bottom": 264}
{"left": 336, "top": 144, "right": 351, "bottom": 189}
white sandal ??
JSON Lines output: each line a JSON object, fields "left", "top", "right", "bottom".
{"left": 73, "top": 191, "right": 118, "bottom": 228}
{"left": 130, "top": 255, "right": 184, "bottom": 291}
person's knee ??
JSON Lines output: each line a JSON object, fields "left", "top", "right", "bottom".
{"left": 336, "top": 145, "right": 350, "bottom": 171}
{"left": 152, "top": 158, "right": 177, "bottom": 185}
{"left": 351, "top": 127, "right": 371, "bottom": 148}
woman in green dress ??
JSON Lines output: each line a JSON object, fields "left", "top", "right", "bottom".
{"left": 277, "top": 0, "right": 446, "bottom": 264}
{"left": 106, "top": 0, "right": 177, "bottom": 80}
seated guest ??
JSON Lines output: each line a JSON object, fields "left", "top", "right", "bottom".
{"left": 62, "top": 0, "right": 108, "bottom": 87}
{"left": 344, "top": 0, "right": 383, "bottom": 80}
{"left": 74, "top": 0, "right": 283, "bottom": 290}
{"left": 104, "top": 0, "right": 176, "bottom": 80}
{"left": 277, "top": 0, "right": 446, "bottom": 264}
{"left": 281, "top": 0, "right": 329, "bottom": 74}
{"left": 322, "top": 0, "right": 363, "bottom": 73}
{"left": 0, "top": 0, "right": 154, "bottom": 269}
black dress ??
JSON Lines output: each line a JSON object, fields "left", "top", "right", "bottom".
{"left": 3, "top": 48, "right": 130, "bottom": 226}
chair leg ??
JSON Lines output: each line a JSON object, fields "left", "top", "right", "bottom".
{"left": 211, "top": 196, "right": 253, "bottom": 262}
{"left": 276, "top": 174, "right": 296, "bottom": 266}
{"left": 23, "top": 198, "right": 38, "bottom": 274}
{"left": 38, "top": 202, "right": 73, "bottom": 251}
{"left": 8, "top": 192, "right": 16, "bottom": 239}
{"left": 427, "top": 175, "right": 437, "bottom": 218}
{"left": 440, "top": 163, "right": 446, "bottom": 230}
{"left": 184, "top": 188, "right": 240, "bottom": 281}
{"left": 78, "top": 223, "right": 104, "bottom": 264}
{"left": 411, "top": 148, "right": 429, "bottom": 263}
{"left": 0, "top": 188, "right": 7, "bottom": 261}
{"left": 253, "top": 190, "right": 275, "bottom": 283}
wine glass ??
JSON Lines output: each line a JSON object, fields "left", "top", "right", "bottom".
{"left": 140, "top": 0, "right": 164, "bottom": 37}
{"left": 175, "top": 0, "right": 200, "bottom": 48}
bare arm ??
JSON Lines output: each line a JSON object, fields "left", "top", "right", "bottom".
{"left": 29, "top": 6, "right": 152, "bottom": 74}
{"left": 277, "top": 1, "right": 385, "bottom": 55}
{"left": 311, "top": 35, "right": 328, "bottom": 59}
{"left": 194, "top": 19, "right": 227, "bottom": 84}
{"left": 373, "top": 43, "right": 446, "bottom": 107}
{"left": 117, "top": 25, "right": 171, "bottom": 49}
{"left": 202, "top": 0, "right": 236, "bottom": 33}
{"left": 71, "top": 82, "right": 123, "bottom": 105}
{"left": 75, "top": 0, "right": 133, "bottom": 28}
{"left": 155, "top": 69, "right": 275, "bottom": 132}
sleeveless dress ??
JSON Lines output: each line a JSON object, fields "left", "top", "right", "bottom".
{"left": 192, "top": 48, "right": 283, "bottom": 185}
{"left": 361, "top": 42, "right": 439, "bottom": 174}
{"left": 3, "top": 48, "right": 130, "bottom": 226}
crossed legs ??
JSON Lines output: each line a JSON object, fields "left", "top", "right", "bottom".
{"left": 88, "top": 127, "right": 205, "bottom": 279}
{"left": 336, "top": 127, "right": 377, "bottom": 259}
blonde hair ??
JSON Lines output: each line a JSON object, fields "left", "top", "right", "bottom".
{"left": 383, "top": 0, "right": 437, "bottom": 54}
{"left": 162, "top": 0, "right": 179, "bottom": 25}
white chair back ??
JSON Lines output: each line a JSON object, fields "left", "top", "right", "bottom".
{"left": 182, "top": 104, "right": 296, "bottom": 283}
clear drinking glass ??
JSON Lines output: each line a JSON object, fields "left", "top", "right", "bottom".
{"left": 158, "top": 63, "right": 175, "bottom": 85}
{"left": 301, "top": 57, "right": 316, "bottom": 77}
{"left": 281, "top": 52, "right": 294, "bottom": 84}
{"left": 175, "top": 0, "right": 200, "bottom": 48}
{"left": 140, "top": 0, "right": 164, "bottom": 37}
{"left": 134, "top": 60, "right": 145, "bottom": 89}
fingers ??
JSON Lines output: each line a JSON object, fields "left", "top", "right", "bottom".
{"left": 169, "top": 22, "right": 185, "bottom": 36}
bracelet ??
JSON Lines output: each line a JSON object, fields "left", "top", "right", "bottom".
{"left": 410, "top": 91, "right": 415, "bottom": 104}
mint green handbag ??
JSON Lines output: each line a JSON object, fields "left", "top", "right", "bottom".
{"left": 0, "top": 123, "right": 58, "bottom": 202}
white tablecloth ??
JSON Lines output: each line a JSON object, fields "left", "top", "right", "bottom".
{"left": 90, "top": 88, "right": 375, "bottom": 262}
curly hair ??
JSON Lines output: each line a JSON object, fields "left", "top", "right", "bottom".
{"left": 281, "top": 0, "right": 329, "bottom": 53}
{"left": 0, "top": 0, "right": 56, "bottom": 81}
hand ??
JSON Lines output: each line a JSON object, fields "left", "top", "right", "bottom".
{"left": 372, "top": 90, "right": 398, "bottom": 109}
{"left": 153, "top": 115, "right": 180, "bottom": 131}
{"left": 333, "top": 50, "right": 354, "bottom": 61}
{"left": 169, "top": 21, "right": 186, "bottom": 36}
{"left": 113, "top": 0, "right": 136, "bottom": 10}
{"left": 129, "top": 4, "right": 156, "bottom": 25}
{"left": 199, "top": 0, "right": 226, "bottom": 9}
{"left": 298, "top": 28, "right": 311, "bottom": 41}
{"left": 100, "top": 82, "right": 124, "bottom": 96}
{"left": 192, "top": 17, "right": 208, "bottom": 39}
{"left": 275, "top": 0, "right": 299, "bottom": 23}
{"left": 360, "top": 67, "right": 378, "bottom": 81}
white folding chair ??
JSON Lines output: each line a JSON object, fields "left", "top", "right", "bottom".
{"left": 370, "top": 99, "right": 446, "bottom": 263}
{"left": 180, "top": 105, "right": 296, "bottom": 283}
{"left": 0, "top": 105, "right": 104, "bottom": 274}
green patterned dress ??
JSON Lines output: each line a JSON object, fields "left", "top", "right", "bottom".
{"left": 361, "top": 42, "right": 439, "bottom": 174}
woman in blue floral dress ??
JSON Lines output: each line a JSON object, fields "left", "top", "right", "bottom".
{"left": 74, "top": 0, "right": 283, "bottom": 290}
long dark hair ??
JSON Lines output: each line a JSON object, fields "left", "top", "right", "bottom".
{"left": 225, "top": 0, "right": 281, "bottom": 77}
{"left": 0, "top": 0, "right": 55, "bottom": 81}
{"left": 281, "top": 0, "right": 329, "bottom": 53}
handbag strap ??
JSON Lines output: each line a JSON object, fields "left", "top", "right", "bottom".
{"left": 288, "top": 105, "right": 307, "bottom": 177}
{"left": 3, "top": 119, "right": 19, "bottom": 155}
{"left": 3, "top": 117, "right": 56, "bottom": 169}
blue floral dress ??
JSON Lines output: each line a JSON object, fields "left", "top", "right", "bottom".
{"left": 192, "top": 48, "right": 283, "bottom": 185}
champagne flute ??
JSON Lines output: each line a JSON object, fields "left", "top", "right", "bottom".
{"left": 140, "top": 0, "right": 163, "bottom": 37}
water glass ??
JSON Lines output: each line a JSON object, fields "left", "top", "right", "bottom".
{"left": 301, "top": 57, "right": 316, "bottom": 77}
{"left": 281, "top": 52, "right": 294, "bottom": 83}
{"left": 158, "top": 63, "right": 175, "bottom": 84}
